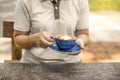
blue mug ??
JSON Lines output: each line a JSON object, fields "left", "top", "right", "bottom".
{"left": 55, "top": 35, "right": 76, "bottom": 50}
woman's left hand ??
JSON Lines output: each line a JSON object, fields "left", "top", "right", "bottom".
{"left": 75, "top": 38, "right": 84, "bottom": 50}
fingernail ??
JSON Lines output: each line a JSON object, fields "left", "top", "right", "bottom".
{"left": 81, "top": 47, "right": 84, "bottom": 50}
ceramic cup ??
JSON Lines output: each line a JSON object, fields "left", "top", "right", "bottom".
{"left": 55, "top": 34, "right": 76, "bottom": 50}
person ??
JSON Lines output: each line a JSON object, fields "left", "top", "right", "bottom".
{"left": 13, "top": 0, "right": 89, "bottom": 63}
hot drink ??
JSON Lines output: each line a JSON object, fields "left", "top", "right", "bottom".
{"left": 55, "top": 34, "right": 76, "bottom": 50}
{"left": 56, "top": 35, "right": 76, "bottom": 40}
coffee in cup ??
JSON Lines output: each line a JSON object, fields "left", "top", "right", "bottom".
{"left": 56, "top": 34, "right": 75, "bottom": 40}
{"left": 55, "top": 34, "right": 76, "bottom": 50}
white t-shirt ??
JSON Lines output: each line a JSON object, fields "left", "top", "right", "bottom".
{"left": 14, "top": 0, "right": 89, "bottom": 63}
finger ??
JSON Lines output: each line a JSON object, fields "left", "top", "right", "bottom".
{"left": 39, "top": 44, "right": 48, "bottom": 48}
{"left": 35, "top": 38, "right": 47, "bottom": 48}
{"left": 38, "top": 39, "right": 48, "bottom": 48}
{"left": 40, "top": 36, "right": 53, "bottom": 46}
{"left": 80, "top": 41, "right": 84, "bottom": 50}
{"left": 35, "top": 39, "right": 41, "bottom": 47}
{"left": 76, "top": 38, "right": 84, "bottom": 49}
{"left": 69, "top": 51, "right": 81, "bottom": 55}
{"left": 42, "top": 31, "right": 53, "bottom": 42}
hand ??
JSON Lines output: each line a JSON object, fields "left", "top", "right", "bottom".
{"left": 31, "top": 31, "right": 53, "bottom": 48}
{"left": 75, "top": 38, "right": 84, "bottom": 50}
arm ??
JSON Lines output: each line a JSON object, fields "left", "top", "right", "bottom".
{"left": 75, "top": 0, "right": 89, "bottom": 49}
{"left": 13, "top": 30, "right": 35, "bottom": 49}
{"left": 13, "top": 30, "right": 53, "bottom": 49}
{"left": 75, "top": 29, "right": 89, "bottom": 49}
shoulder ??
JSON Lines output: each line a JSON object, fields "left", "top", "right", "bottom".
{"left": 19, "top": 0, "right": 32, "bottom": 12}
{"left": 17, "top": 0, "right": 32, "bottom": 6}
{"left": 72, "top": 0, "right": 88, "bottom": 3}
{"left": 77, "top": 0, "right": 89, "bottom": 9}
{"left": 72, "top": 0, "right": 88, "bottom": 7}
{"left": 71, "top": 0, "right": 88, "bottom": 10}
{"left": 77, "top": 0, "right": 88, "bottom": 6}
{"left": 22, "top": 0, "right": 32, "bottom": 6}
{"left": 77, "top": 0, "right": 88, "bottom": 3}
{"left": 22, "top": 0, "right": 31, "bottom": 3}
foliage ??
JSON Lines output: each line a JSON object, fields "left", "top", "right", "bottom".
{"left": 89, "top": 0, "right": 120, "bottom": 11}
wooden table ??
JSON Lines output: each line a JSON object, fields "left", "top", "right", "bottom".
{"left": 0, "top": 62, "right": 120, "bottom": 80}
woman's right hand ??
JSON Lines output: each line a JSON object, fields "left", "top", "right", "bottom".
{"left": 30, "top": 31, "right": 53, "bottom": 48}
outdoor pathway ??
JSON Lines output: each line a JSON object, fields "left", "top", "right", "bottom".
{"left": 89, "top": 11, "right": 120, "bottom": 42}
{"left": 80, "top": 11, "right": 120, "bottom": 62}
{"left": 81, "top": 42, "right": 120, "bottom": 62}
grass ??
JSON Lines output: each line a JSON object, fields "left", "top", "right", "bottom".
{"left": 89, "top": 0, "right": 120, "bottom": 11}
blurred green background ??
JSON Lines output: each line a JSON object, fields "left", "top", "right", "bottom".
{"left": 89, "top": 0, "right": 120, "bottom": 11}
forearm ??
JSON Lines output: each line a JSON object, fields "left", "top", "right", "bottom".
{"left": 13, "top": 30, "right": 53, "bottom": 49}
{"left": 75, "top": 29, "right": 89, "bottom": 47}
{"left": 14, "top": 34, "right": 36, "bottom": 49}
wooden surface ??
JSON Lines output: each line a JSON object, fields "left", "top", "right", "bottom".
{"left": 0, "top": 63, "right": 120, "bottom": 80}
{"left": 3, "top": 21, "right": 22, "bottom": 60}
{"left": 3, "top": 20, "right": 13, "bottom": 37}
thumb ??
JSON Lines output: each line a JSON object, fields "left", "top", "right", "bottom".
{"left": 75, "top": 38, "right": 84, "bottom": 50}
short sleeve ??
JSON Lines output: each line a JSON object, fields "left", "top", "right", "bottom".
{"left": 14, "top": 0, "right": 31, "bottom": 32}
{"left": 76, "top": 0, "right": 89, "bottom": 30}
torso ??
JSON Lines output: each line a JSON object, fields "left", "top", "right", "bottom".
{"left": 20, "top": 0, "right": 88, "bottom": 63}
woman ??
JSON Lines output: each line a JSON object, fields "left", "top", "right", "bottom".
{"left": 13, "top": 0, "right": 89, "bottom": 63}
